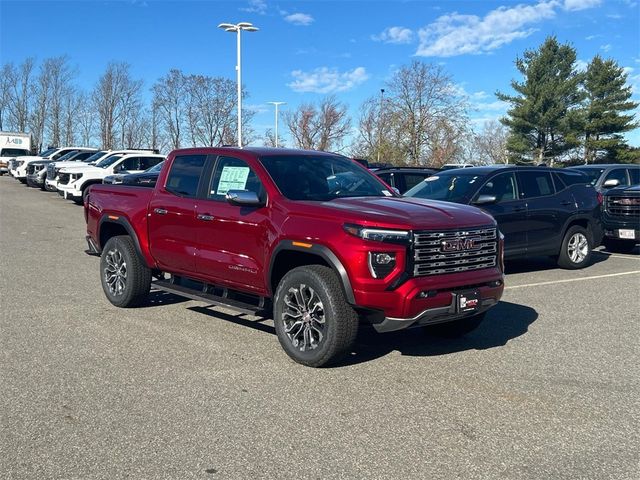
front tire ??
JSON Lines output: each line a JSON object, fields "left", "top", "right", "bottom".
{"left": 557, "top": 225, "right": 592, "bottom": 269}
{"left": 423, "top": 312, "right": 486, "bottom": 338}
{"left": 100, "top": 235, "right": 151, "bottom": 307}
{"left": 273, "top": 265, "right": 358, "bottom": 367}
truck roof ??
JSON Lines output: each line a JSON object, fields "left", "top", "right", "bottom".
{"left": 170, "top": 146, "right": 347, "bottom": 158}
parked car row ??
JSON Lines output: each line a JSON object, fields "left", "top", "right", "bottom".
{"left": 5, "top": 146, "right": 164, "bottom": 203}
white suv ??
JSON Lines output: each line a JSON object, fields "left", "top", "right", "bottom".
{"left": 12, "top": 147, "right": 96, "bottom": 182}
{"left": 57, "top": 153, "right": 165, "bottom": 202}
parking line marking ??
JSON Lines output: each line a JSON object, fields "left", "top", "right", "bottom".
{"left": 593, "top": 251, "right": 640, "bottom": 260}
{"left": 505, "top": 270, "right": 640, "bottom": 290}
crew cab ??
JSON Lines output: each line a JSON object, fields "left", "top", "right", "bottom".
{"left": 405, "top": 166, "right": 603, "bottom": 269}
{"left": 103, "top": 161, "right": 164, "bottom": 187}
{"left": 59, "top": 153, "right": 164, "bottom": 202}
{"left": 0, "top": 147, "right": 31, "bottom": 176}
{"left": 12, "top": 147, "right": 95, "bottom": 183}
{"left": 602, "top": 185, "right": 640, "bottom": 253}
{"left": 374, "top": 167, "right": 438, "bottom": 194}
{"left": 568, "top": 164, "right": 640, "bottom": 192}
{"left": 86, "top": 147, "right": 505, "bottom": 367}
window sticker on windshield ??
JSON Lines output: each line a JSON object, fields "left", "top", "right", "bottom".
{"left": 382, "top": 190, "right": 393, "bottom": 196}
{"left": 425, "top": 176, "right": 439, "bottom": 181}
{"left": 213, "top": 166, "right": 250, "bottom": 195}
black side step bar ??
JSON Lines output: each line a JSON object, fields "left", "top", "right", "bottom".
{"left": 152, "top": 279, "right": 269, "bottom": 316}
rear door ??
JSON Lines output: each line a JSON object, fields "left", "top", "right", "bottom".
{"left": 517, "top": 170, "right": 571, "bottom": 255}
{"left": 193, "top": 155, "right": 271, "bottom": 295}
{"left": 472, "top": 172, "right": 528, "bottom": 257}
{"left": 148, "top": 154, "right": 208, "bottom": 274}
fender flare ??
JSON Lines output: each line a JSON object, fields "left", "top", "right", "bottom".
{"left": 98, "top": 215, "right": 149, "bottom": 266}
{"left": 268, "top": 240, "right": 356, "bottom": 304}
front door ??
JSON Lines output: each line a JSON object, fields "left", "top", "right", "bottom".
{"left": 193, "top": 155, "right": 271, "bottom": 295}
{"left": 148, "top": 154, "right": 208, "bottom": 274}
{"left": 473, "top": 172, "right": 528, "bottom": 257}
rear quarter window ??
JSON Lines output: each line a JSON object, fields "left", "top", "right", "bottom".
{"left": 518, "top": 171, "right": 554, "bottom": 198}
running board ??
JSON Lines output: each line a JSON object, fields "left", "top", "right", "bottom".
{"left": 151, "top": 279, "right": 269, "bottom": 316}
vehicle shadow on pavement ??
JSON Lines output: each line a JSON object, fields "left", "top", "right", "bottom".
{"left": 188, "top": 306, "right": 276, "bottom": 335}
{"left": 336, "top": 301, "right": 538, "bottom": 367}
{"left": 139, "top": 290, "right": 189, "bottom": 308}
{"left": 505, "top": 254, "right": 608, "bottom": 274}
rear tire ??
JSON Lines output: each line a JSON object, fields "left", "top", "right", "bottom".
{"left": 604, "top": 238, "right": 638, "bottom": 254}
{"left": 274, "top": 265, "right": 358, "bottom": 367}
{"left": 557, "top": 225, "right": 592, "bottom": 269}
{"left": 100, "top": 235, "right": 151, "bottom": 307}
{"left": 423, "top": 312, "right": 486, "bottom": 338}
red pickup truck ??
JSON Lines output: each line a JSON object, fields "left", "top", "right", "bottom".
{"left": 85, "top": 147, "right": 504, "bottom": 367}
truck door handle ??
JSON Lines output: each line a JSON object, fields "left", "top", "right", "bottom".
{"left": 561, "top": 201, "right": 573, "bottom": 206}
{"left": 513, "top": 206, "right": 526, "bottom": 212}
{"left": 154, "top": 208, "right": 168, "bottom": 215}
{"left": 197, "top": 214, "right": 215, "bottom": 221}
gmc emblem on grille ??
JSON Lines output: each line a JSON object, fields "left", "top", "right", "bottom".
{"left": 441, "top": 237, "right": 482, "bottom": 252}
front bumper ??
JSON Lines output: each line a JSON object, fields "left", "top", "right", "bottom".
{"left": 58, "top": 183, "right": 82, "bottom": 200}
{"left": 26, "top": 174, "right": 45, "bottom": 186}
{"left": 45, "top": 178, "right": 58, "bottom": 191}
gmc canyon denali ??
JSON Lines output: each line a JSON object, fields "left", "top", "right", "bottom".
{"left": 85, "top": 147, "right": 505, "bottom": 367}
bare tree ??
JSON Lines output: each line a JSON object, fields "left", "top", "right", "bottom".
{"left": 76, "top": 93, "right": 96, "bottom": 147}
{"left": 386, "top": 61, "right": 467, "bottom": 165}
{"left": 152, "top": 69, "right": 185, "bottom": 149}
{"left": 284, "top": 96, "right": 351, "bottom": 151}
{"left": 262, "top": 128, "right": 285, "bottom": 148}
{"left": 0, "top": 63, "right": 15, "bottom": 131}
{"left": 471, "top": 120, "right": 509, "bottom": 164}
{"left": 93, "top": 62, "right": 139, "bottom": 149}
{"left": 10, "top": 58, "right": 35, "bottom": 133}
{"left": 45, "top": 56, "right": 76, "bottom": 146}
{"left": 30, "top": 60, "right": 53, "bottom": 151}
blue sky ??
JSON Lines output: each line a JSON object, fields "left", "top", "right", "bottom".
{"left": 1, "top": 0, "right": 639, "bottom": 147}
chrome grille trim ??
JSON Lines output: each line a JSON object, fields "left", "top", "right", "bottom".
{"left": 606, "top": 196, "right": 640, "bottom": 217}
{"left": 412, "top": 227, "right": 498, "bottom": 277}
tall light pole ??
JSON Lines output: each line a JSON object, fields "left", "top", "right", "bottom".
{"left": 267, "top": 101, "right": 285, "bottom": 147}
{"left": 377, "top": 88, "right": 385, "bottom": 163}
{"left": 218, "top": 22, "right": 258, "bottom": 148}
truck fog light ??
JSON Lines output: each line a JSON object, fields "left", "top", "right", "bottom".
{"left": 368, "top": 252, "right": 396, "bottom": 278}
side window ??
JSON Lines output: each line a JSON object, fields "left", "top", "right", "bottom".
{"left": 74, "top": 151, "right": 93, "bottom": 161}
{"left": 207, "top": 156, "right": 264, "bottom": 201}
{"left": 52, "top": 151, "right": 67, "bottom": 160}
{"left": 477, "top": 173, "right": 517, "bottom": 202}
{"left": 139, "top": 156, "right": 163, "bottom": 170}
{"left": 165, "top": 154, "right": 207, "bottom": 197}
{"left": 121, "top": 156, "right": 140, "bottom": 171}
{"left": 627, "top": 168, "right": 639, "bottom": 185}
{"left": 518, "top": 171, "right": 554, "bottom": 198}
{"left": 604, "top": 168, "right": 628, "bottom": 186}
{"left": 559, "top": 172, "right": 587, "bottom": 186}
{"left": 403, "top": 174, "right": 429, "bottom": 191}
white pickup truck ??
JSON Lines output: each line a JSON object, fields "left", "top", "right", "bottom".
{"left": 11, "top": 147, "right": 96, "bottom": 183}
{"left": 0, "top": 131, "right": 32, "bottom": 175}
{"left": 57, "top": 152, "right": 165, "bottom": 202}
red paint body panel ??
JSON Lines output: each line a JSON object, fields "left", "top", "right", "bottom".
{"left": 86, "top": 147, "right": 504, "bottom": 320}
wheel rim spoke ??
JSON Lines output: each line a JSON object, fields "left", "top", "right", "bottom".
{"left": 282, "top": 284, "right": 326, "bottom": 352}
{"left": 103, "top": 247, "right": 127, "bottom": 296}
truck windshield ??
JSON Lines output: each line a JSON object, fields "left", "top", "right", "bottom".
{"left": 259, "top": 155, "right": 392, "bottom": 201}
{"left": 84, "top": 151, "right": 107, "bottom": 163}
{"left": 96, "top": 155, "right": 122, "bottom": 168}
{"left": 55, "top": 151, "right": 79, "bottom": 162}
{"left": 0, "top": 148, "right": 30, "bottom": 157}
{"left": 404, "top": 173, "right": 481, "bottom": 203}
{"left": 571, "top": 167, "right": 605, "bottom": 186}
{"left": 145, "top": 161, "right": 164, "bottom": 173}
{"left": 39, "top": 147, "right": 58, "bottom": 157}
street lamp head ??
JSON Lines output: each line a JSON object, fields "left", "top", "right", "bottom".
{"left": 224, "top": 27, "right": 236, "bottom": 32}
{"left": 237, "top": 22, "right": 253, "bottom": 27}
{"left": 218, "top": 22, "right": 236, "bottom": 29}
{"left": 242, "top": 26, "right": 259, "bottom": 32}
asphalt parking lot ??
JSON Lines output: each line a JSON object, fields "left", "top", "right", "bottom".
{"left": 1, "top": 175, "right": 639, "bottom": 480}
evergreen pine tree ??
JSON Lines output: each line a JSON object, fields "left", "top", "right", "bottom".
{"left": 497, "top": 36, "right": 583, "bottom": 165}
{"left": 583, "top": 55, "right": 638, "bottom": 164}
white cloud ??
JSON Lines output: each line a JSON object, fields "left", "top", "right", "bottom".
{"left": 372, "top": 26, "right": 414, "bottom": 44}
{"left": 284, "top": 13, "right": 314, "bottom": 26}
{"left": 623, "top": 66, "right": 640, "bottom": 96}
{"left": 563, "top": 0, "right": 602, "bottom": 11}
{"left": 606, "top": 13, "right": 623, "bottom": 19}
{"left": 575, "top": 59, "right": 589, "bottom": 71}
{"left": 240, "top": 0, "right": 267, "bottom": 15}
{"left": 288, "top": 67, "right": 369, "bottom": 93}
{"left": 600, "top": 43, "right": 612, "bottom": 52}
{"left": 416, "top": 0, "right": 604, "bottom": 58}
{"left": 585, "top": 34, "right": 602, "bottom": 40}
{"left": 416, "top": 1, "right": 558, "bottom": 57}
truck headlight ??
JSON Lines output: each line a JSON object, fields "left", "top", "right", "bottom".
{"left": 368, "top": 252, "right": 397, "bottom": 278}
{"left": 343, "top": 224, "right": 410, "bottom": 245}
{"left": 71, "top": 173, "right": 83, "bottom": 182}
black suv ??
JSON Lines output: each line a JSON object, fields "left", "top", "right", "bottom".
{"left": 404, "top": 166, "right": 603, "bottom": 269}
{"left": 374, "top": 167, "right": 438, "bottom": 194}
{"left": 602, "top": 185, "right": 640, "bottom": 253}
{"left": 568, "top": 164, "right": 640, "bottom": 192}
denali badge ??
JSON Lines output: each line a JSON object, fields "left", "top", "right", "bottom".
{"left": 441, "top": 237, "right": 482, "bottom": 252}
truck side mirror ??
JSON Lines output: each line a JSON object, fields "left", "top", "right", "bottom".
{"left": 474, "top": 194, "right": 498, "bottom": 205}
{"left": 602, "top": 179, "right": 620, "bottom": 188}
{"left": 226, "top": 190, "right": 264, "bottom": 207}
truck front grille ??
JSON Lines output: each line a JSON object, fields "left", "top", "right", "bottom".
{"left": 46, "top": 163, "right": 56, "bottom": 179}
{"left": 26, "top": 164, "right": 36, "bottom": 175}
{"left": 606, "top": 196, "right": 640, "bottom": 218}
{"left": 412, "top": 227, "right": 497, "bottom": 276}
{"left": 58, "top": 173, "right": 70, "bottom": 185}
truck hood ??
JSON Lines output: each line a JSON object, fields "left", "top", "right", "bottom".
{"left": 606, "top": 185, "right": 640, "bottom": 196}
{"left": 292, "top": 196, "right": 496, "bottom": 230}
{"left": 52, "top": 160, "right": 92, "bottom": 169}
{"left": 60, "top": 165, "right": 103, "bottom": 175}
{"left": 15, "top": 155, "right": 44, "bottom": 163}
